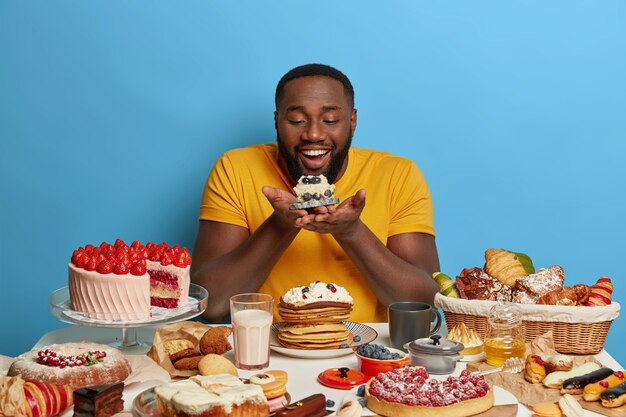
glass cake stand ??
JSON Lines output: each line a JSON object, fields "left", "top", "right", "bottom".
{"left": 49, "top": 283, "right": 208, "bottom": 352}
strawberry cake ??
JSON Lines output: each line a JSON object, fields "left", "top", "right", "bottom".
{"left": 365, "top": 367, "right": 494, "bottom": 417}
{"left": 68, "top": 239, "right": 191, "bottom": 320}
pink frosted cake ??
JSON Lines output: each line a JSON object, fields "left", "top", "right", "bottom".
{"left": 68, "top": 239, "right": 191, "bottom": 320}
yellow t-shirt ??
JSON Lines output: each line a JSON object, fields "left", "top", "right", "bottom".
{"left": 199, "top": 144, "right": 435, "bottom": 322}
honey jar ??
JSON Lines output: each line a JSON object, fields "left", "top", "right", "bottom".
{"left": 484, "top": 302, "right": 525, "bottom": 366}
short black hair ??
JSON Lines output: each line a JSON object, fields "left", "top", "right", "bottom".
{"left": 275, "top": 63, "right": 354, "bottom": 108}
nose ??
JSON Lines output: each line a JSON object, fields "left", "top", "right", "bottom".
{"left": 302, "top": 120, "right": 324, "bottom": 142}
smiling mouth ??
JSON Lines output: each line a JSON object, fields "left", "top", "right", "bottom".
{"left": 300, "top": 149, "right": 330, "bottom": 158}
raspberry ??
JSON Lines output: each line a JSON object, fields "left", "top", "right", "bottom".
{"left": 96, "top": 260, "right": 113, "bottom": 274}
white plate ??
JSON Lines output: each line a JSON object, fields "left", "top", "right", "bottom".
{"left": 270, "top": 321, "right": 378, "bottom": 359}
{"left": 459, "top": 352, "right": 486, "bottom": 362}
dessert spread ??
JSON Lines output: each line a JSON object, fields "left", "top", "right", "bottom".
{"left": 8, "top": 342, "right": 131, "bottom": 389}
{"left": 68, "top": 239, "right": 191, "bottom": 320}
{"left": 278, "top": 281, "right": 354, "bottom": 349}
{"left": 365, "top": 367, "right": 494, "bottom": 417}
{"left": 289, "top": 175, "right": 339, "bottom": 210}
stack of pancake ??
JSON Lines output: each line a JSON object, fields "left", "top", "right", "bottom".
{"left": 277, "top": 282, "right": 354, "bottom": 349}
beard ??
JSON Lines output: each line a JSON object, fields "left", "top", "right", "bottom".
{"left": 277, "top": 132, "right": 352, "bottom": 184}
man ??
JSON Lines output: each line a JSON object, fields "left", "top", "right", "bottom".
{"left": 192, "top": 63, "right": 439, "bottom": 323}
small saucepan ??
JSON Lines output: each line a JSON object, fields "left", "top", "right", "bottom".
{"left": 404, "top": 335, "right": 464, "bottom": 375}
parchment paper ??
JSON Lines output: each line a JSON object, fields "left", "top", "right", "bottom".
{"left": 146, "top": 321, "right": 214, "bottom": 378}
{"left": 466, "top": 331, "right": 626, "bottom": 417}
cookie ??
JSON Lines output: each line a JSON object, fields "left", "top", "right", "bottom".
{"left": 169, "top": 347, "right": 199, "bottom": 363}
{"left": 173, "top": 355, "right": 203, "bottom": 371}
{"left": 199, "top": 326, "right": 233, "bottom": 355}
{"left": 164, "top": 339, "right": 195, "bottom": 356}
{"left": 198, "top": 354, "right": 238, "bottom": 376}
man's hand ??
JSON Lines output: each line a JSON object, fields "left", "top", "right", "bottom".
{"left": 261, "top": 186, "right": 312, "bottom": 229}
{"left": 297, "top": 189, "right": 367, "bottom": 240}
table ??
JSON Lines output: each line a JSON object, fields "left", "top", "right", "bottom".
{"left": 33, "top": 324, "right": 623, "bottom": 417}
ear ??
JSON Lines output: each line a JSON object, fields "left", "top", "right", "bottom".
{"left": 274, "top": 110, "right": 278, "bottom": 131}
{"left": 351, "top": 108, "right": 357, "bottom": 134}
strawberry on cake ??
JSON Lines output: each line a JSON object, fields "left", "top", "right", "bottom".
{"left": 69, "top": 239, "right": 191, "bottom": 321}
{"left": 365, "top": 367, "right": 494, "bottom": 417}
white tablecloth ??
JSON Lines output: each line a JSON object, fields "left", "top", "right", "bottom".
{"left": 31, "top": 323, "right": 623, "bottom": 417}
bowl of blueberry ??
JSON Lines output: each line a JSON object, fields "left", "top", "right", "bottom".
{"left": 354, "top": 343, "right": 411, "bottom": 377}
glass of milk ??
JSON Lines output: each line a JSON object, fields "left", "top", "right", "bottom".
{"left": 230, "top": 293, "right": 274, "bottom": 370}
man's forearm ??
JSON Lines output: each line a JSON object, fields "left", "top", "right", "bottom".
{"left": 333, "top": 221, "right": 439, "bottom": 307}
{"left": 191, "top": 215, "right": 300, "bottom": 322}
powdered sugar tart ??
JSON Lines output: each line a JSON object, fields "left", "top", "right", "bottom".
{"left": 8, "top": 342, "right": 131, "bottom": 389}
{"left": 365, "top": 367, "right": 494, "bottom": 417}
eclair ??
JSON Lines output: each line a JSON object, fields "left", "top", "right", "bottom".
{"left": 583, "top": 370, "right": 625, "bottom": 402}
{"left": 601, "top": 381, "right": 626, "bottom": 408}
{"left": 561, "top": 367, "right": 614, "bottom": 395}
{"left": 542, "top": 362, "right": 601, "bottom": 389}
{"left": 275, "top": 394, "right": 327, "bottom": 417}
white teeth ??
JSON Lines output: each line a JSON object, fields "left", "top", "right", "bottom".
{"left": 301, "top": 149, "right": 328, "bottom": 157}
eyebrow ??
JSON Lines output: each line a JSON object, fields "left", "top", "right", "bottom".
{"left": 285, "top": 105, "right": 343, "bottom": 112}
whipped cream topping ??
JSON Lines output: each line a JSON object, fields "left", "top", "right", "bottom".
{"left": 282, "top": 281, "right": 353, "bottom": 304}
{"left": 293, "top": 175, "right": 335, "bottom": 200}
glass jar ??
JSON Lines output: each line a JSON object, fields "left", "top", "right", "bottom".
{"left": 484, "top": 302, "right": 525, "bottom": 366}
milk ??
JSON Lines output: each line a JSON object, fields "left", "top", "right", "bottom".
{"left": 232, "top": 309, "right": 273, "bottom": 369}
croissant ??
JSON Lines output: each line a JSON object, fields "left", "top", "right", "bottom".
{"left": 484, "top": 248, "right": 535, "bottom": 287}
{"left": 0, "top": 375, "right": 73, "bottom": 417}
{"left": 536, "top": 286, "right": 578, "bottom": 306}
{"left": 584, "top": 276, "right": 613, "bottom": 306}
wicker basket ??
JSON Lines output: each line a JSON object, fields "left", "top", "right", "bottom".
{"left": 434, "top": 293, "right": 620, "bottom": 354}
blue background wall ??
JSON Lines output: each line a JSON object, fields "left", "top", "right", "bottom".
{"left": 1, "top": 2, "right": 625, "bottom": 363}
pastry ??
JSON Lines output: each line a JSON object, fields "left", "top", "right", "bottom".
{"left": 250, "top": 370, "right": 289, "bottom": 413}
{"left": 164, "top": 339, "right": 195, "bottom": 357}
{"left": 73, "top": 382, "right": 124, "bottom": 417}
{"left": 601, "top": 381, "right": 626, "bottom": 408}
{"left": 365, "top": 367, "right": 494, "bottom": 417}
{"left": 584, "top": 276, "right": 613, "bottom": 306}
{"left": 199, "top": 326, "right": 233, "bottom": 355}
{"left": 455, "top": 267, "right": 512, "bottom": 301}
{"left": 0, "top": 375, "right": 74, "bottom": 417}
{"left": 542, "top": 362, "right": 601, "bottom": 389}
{"left": 542, "top": 354, "right": 573, "bottom": 373}
{"left": 524, "top": 355, "right": 547, "bottom": 384}
{"left": 432, "top": 272, "right": 460, "bottom": 298}
{"left": 512, "top": 266, "right": 564, "bottom": 304}
{"left": 198, "top": 354, "right": 238, "bottom": 377}
{"left": 190, "top": 374, "right": 244, "bottom": 393}
{"left": 536, "top": 287, "right": 579, "bottom": 306}
{"left": 531, "top": 402, "right": 562, "bottom": 417}
{"left": 561, "top": 367, "right": 614, "bottom": 395}
{"left": 277, "top": 322, "right": 354, "bottom": 349}
{"left": 172, "top": 385, "right": 268, "bottom": 417}
{"left": 8, "top": 342, "right": 131, "bottom": 389}
{"left": 169, "top": 347, "right": 200, "bottom": 363}
{"left": 289, "top": 175, "right": 339, "bottom": 210}
{"left": 336, "top": 399, "right": 363, "bottom": 417}
{"left": 483, "top": 248, "right": 535, "bottom": 287}
{"left": 583, "top": 370, "right": 625, "bottom": 401}
{"left": 278, "top": 281, "right": 353, "bottom": 323}
{"left": 558, "top": 394, "right": 583, "bottom": 417}
{"left": 275, "top": 394, "right": 327, "bottom": 417}
{"left": 69, "top": 240, "right": 191, "bottom": 320}
{"left": 446, "top": 323, "right": 483, "bottom": 355}
{"left": 155, "top": 380, "right": 208, "bottom": 417}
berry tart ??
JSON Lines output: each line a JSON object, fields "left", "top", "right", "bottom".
{"left": 364, "top": 367, "right": 494, "bottom": 417}
{"left": 69, "top": 239, "right": 191, "bottom": 320}
{"left": 8, "top": 342, "right": 131, "bottom": 389}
